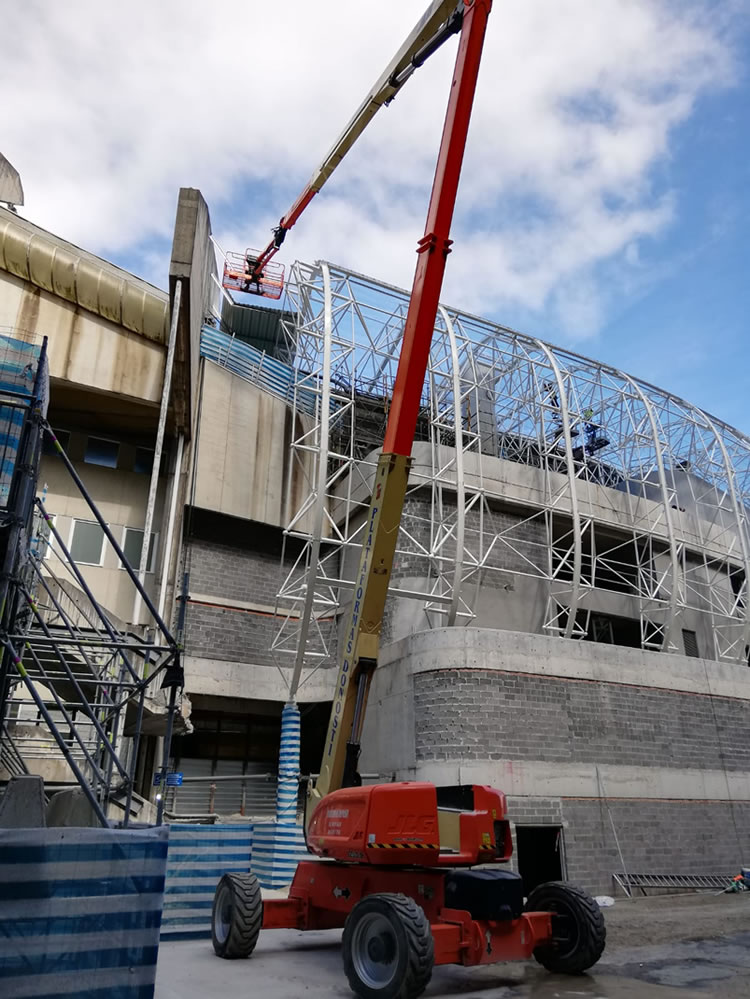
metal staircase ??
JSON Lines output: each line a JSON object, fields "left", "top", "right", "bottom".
{"left": 0, "top": 333, "right": 183, "bottom": 826}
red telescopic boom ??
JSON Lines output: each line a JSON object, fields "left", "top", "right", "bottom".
{"left": 241, "top": 1, "right": 464, "bottom": 289}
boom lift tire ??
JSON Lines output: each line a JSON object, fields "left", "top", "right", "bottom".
{"left": 524, "top": 881, "right": 606, "bottom": 974}
{"left": 342, "top": 893, "right": 434, "bottom": 999}
{"left": 212, "top": 872, "right": 263, "bottom": 959}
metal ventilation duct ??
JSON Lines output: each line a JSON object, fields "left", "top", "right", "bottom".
{"left": 0, "top": 206, "right": 168, "bottom": 343}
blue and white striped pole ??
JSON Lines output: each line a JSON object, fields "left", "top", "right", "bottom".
{"left": 250, "top": 701, "right": 304, "bottom": 890}
{"left": 263, "top": 266, "right": 333, "bottom": 885}
{"left": 276, "top": 702, "right": 300, "bottom": 825}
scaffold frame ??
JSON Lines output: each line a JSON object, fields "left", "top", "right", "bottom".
{"left": 270, "top": 260, "right": 750, "bottom": 686}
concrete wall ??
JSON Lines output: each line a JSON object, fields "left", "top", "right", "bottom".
{"left": 182, "top": 536, "right": 337, "bottom": 703}
{"left": 169, "top": 187, "right": 216, "bottom": 434}
{"left": 343, "top": 459, "right": 742, "bottom": 658}
{"left": 39, "top": 434, "right": 169, "bottom": 623}
{"left": 360, "top": 627, "right": 750, "bottom": 893}
{"left": 0, "top": 268, "right": 166, "bottom": 405}
{"left": 559, "top": 798, "right": 750, "bottom": 894}
{"left": 337, "top": 442, "right": 746, "bottom": 566}
{"left": 192, "top": 362, "right": 314, "bottom": 530}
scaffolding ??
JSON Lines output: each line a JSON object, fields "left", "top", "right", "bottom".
{"left": 0, "top": 335, "right": 182, "bottom": 827}
{"left": 270, "top": 260, "right": 750, "bottom": 686}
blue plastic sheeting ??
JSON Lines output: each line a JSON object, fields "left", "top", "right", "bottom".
{"left": 200, "top": 325, "right": 317, "bottom": 415}
{"left": 0, "top": 334, "right": 44, "bottom": 507}
{"left": 251, "top": 822, "right": 308, "bottom": 891}
{"left": 160, "top": 823, "right": 253, "bottom": 940}
{"left": 276, "top": 703, "right": 300, "bottom": 824}
{"left": 0, "top": 825, "right": 168, "bottom": 999}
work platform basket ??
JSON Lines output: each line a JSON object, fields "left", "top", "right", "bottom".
{"left": 222, "top": 249, "right": 284, "bottom": 301}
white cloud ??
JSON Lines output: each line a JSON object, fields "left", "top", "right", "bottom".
{"left": 0, "top": 0, "right": 739, "bottom": 337}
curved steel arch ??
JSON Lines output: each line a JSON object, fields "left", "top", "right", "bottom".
{"left": 438, "top": 304, "right": 466, "bottom": 628}
{"left": 701, "top": 412, "right": 750, "bottom": 662}
{"left": 267, "top": 260, "right": 750, "bottom": 668}
{"left": 622, "top": 374, "right": 681, "bottom": 653}
{"left": 533, "top": 340, "right": 583, "bottom": 641}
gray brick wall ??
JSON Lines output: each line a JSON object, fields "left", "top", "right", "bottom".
{"left": 414, "top": 668, "right": 750, "bottom": 772}
{"left": 185, "top": 600, "right": 280, "bottom": 665}
{"left": 497, "top": 794, "right": 749, "bottom": 895}
{"left": 183, "top": 538, "right": 337, "bottom": 667}
{"left": 507, "top": 797, "right": 563, "bottom": 826}
{"left": 560, "top": 798, "right": 750, "bottom": 895}
{"left": 391, "top": 492, "right": 547, "bottom": 583}
{"left": 187, "top": 538, "right": 286, "bottom": 604}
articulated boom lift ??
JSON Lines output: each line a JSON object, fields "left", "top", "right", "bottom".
{"left": 212, "top": 3, "right": 605, "bottom": 996}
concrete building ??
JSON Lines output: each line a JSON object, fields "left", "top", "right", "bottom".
{"left": 0, "top": 195, "right": 202, "bottom": 798}
{"left": 194, "top": 259, "right": 750, "bottom": 894}
{"left": 1, "top": 194, "right": 748, "bottom": 893}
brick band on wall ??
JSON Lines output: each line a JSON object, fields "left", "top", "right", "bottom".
{"left": 414, "top": 668, "right": 750, "bottom": 772}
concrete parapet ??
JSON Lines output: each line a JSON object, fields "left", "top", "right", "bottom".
{"left": 0, "top": 774, "right": 46, "bottom": 827}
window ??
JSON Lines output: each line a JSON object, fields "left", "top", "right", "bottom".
{"left": 69, "top": 519, "right": 106, "bottom": 566}
{"left": 42, "top": 428, "right": 70, "bottom": 457}
{"left": 134, "top": 447, "right": 154, "bottom": 475}
{"left": 121, "top": 527, "right": 157, "bottom": 573}
{"left": 35, "top": 511, "right": 54, "bottom": 561}
{"left": 85, "top": 436, "right": 119, "bottom": 468}
{"left": 682, "top": 629, "right": 700, "bottom": 658}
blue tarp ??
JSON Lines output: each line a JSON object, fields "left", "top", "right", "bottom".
{"left": 0, "top": 825, "right": 169, "bottom": 999}
{"left": 0, "top": 335, "right": 44, "bottom": 508}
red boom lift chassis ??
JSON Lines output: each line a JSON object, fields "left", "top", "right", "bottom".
{"left": 211, "top": 3, "right": 606, "bottom": 996}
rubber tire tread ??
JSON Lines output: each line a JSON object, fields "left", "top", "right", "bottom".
{"left": 342, "top": 892, "right": 434, "bottom": 999}
{"left": 525, "top": 880, "right": 606, "bottom": 974}
{"left": 212, "top": 872, "right": 263, "bottom": 959}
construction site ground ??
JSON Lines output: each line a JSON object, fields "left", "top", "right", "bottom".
{"left": 155, "top": 890, "right": 750, "bottom": 997}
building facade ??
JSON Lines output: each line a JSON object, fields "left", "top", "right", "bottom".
{"left": 1, "top": 195, "right": 748, "bottom": 893}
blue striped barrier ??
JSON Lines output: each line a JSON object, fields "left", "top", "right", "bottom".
{"left": 160, "top": 823, "right": 253, "bottom": 941}
{"left": 0, "top": 333, "right": 41, "bottom": 507}
{"left": 0, "top": 825, "right": 168, "bottom": 999}
{"left": 251, "top": 822, "right": 308, "bottom": 890}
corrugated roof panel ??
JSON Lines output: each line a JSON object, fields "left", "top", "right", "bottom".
{"left": 220, "top": 300, "right": 292, "bottom": 360}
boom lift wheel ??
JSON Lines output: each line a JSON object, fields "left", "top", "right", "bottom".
{"left": 342, "top": 893, "right": 434, "bottom": 999}
{"left": 212, "top": 872, "right": 263, "bottom": 959}
{"left": 524, "top": 881, "right": 606, "bottom": 974}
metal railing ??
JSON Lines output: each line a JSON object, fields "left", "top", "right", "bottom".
{"left": 164, "top": 771, "right": 385, "bottom": 822}
{"left": 0, "top": 722, "right": 28, "bottom": 777}
{"left": 614, "top": 872, "right": 737, "bottom": 896}
{"left": 165, "top": 773, "right": 279, "bottom": 820}
{"left": 200, "top": 325, "right": 318, "bottom": 416}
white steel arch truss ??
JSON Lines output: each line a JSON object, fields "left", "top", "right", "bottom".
{"left": 270, "top": 261, "right": 750, "bottom": 687}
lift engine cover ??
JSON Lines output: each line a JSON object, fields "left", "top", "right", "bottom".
{"left": 444, "top": 869, "right": 524, "bottom": 921}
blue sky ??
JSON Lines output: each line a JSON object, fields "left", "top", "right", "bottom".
{"left": 2, "top": 0, "right": 748, "bottom": 435}
{"left": 567, "top": 64, "right": 749, "bottom": 435}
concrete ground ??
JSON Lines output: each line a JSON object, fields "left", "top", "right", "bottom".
{"left": 155, "top": 892, "right": 750, "bottom": 998}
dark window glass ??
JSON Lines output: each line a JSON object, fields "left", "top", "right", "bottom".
{"left": 682, "top": 629, "right": 699, "bottom": 658}
{"left": 85, "top": 436, "right": 119, "bottom": 468}
{"left": 134, "top": 447, "right": 154, "bottom": 475}
{"left": 121, "top": 528, "right": 156, "bottom": 572}
{"left": 42, "top": 428, "right": 70, "bottom": 456}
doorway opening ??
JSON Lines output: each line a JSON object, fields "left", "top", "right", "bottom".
{"left": 515, "top": 825, "right": 564, "bottom": 895}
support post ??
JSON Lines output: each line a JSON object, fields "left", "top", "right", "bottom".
{"left": 309, "top": 0, "right": 492, "bottom": 819}
{"left": 275, "top": 702, "right": 301, "bottom": 824}
{"left": 133, "top": 280, "right": 182, "bottom": 626}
